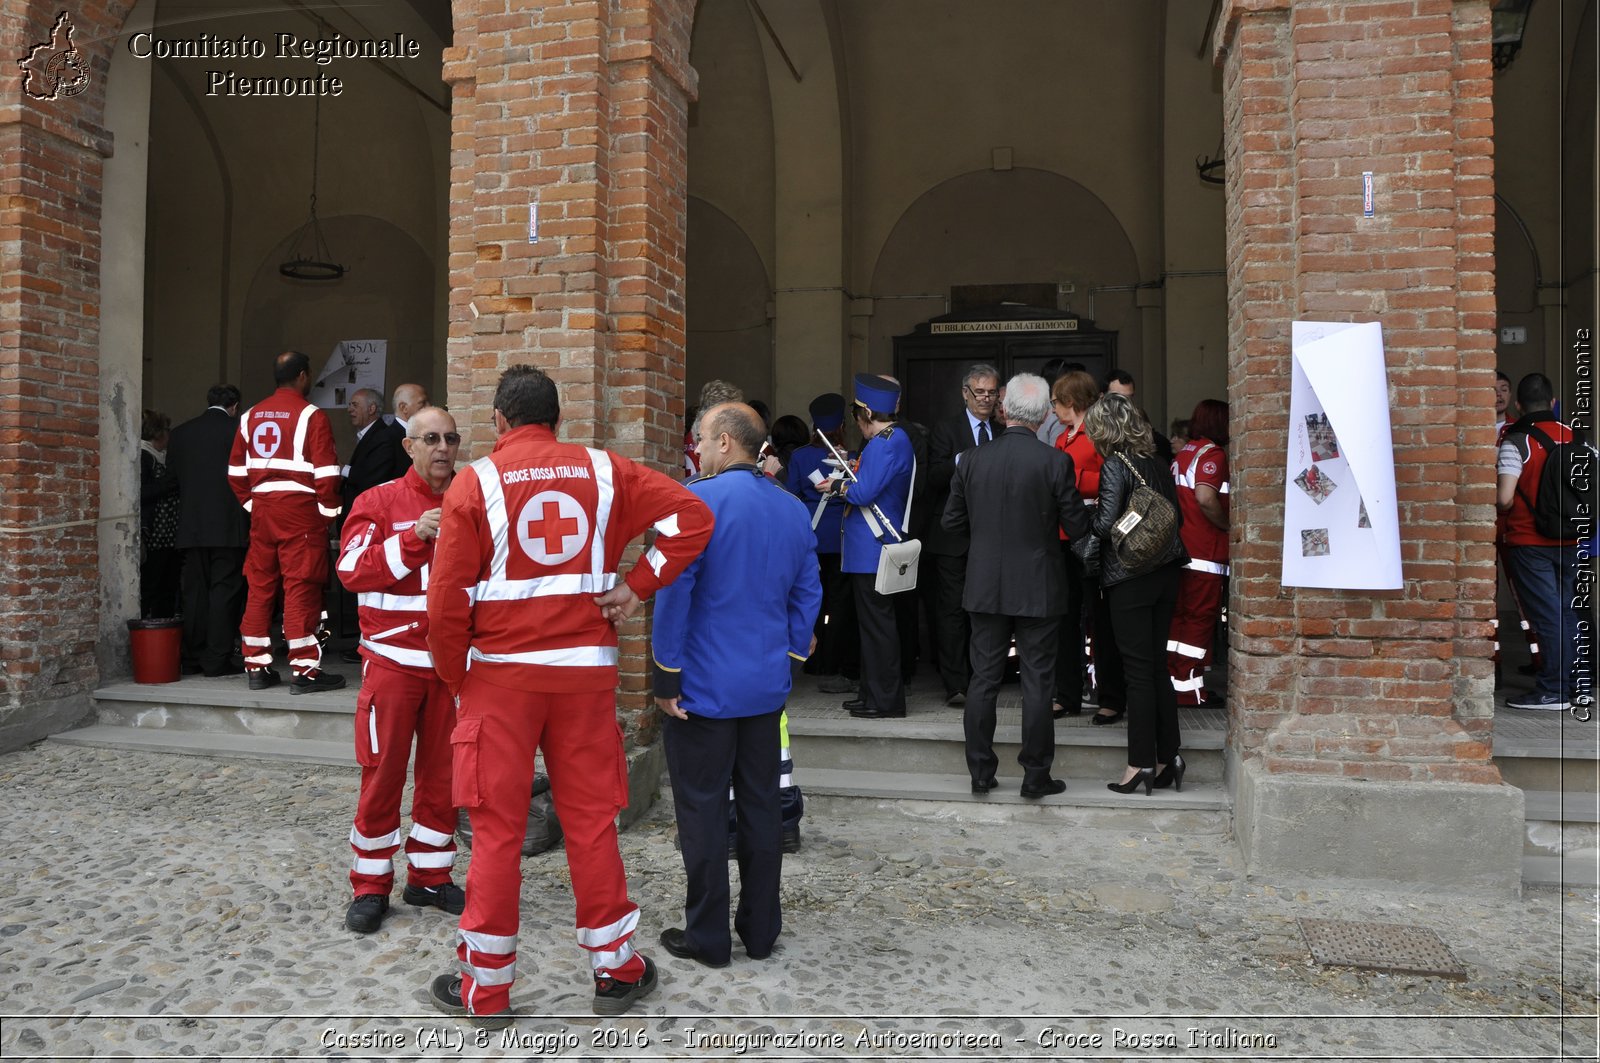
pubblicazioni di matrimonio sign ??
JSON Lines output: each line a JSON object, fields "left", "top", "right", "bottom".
{"left": 126, "top": 30, "right": 423, "bottom": 97}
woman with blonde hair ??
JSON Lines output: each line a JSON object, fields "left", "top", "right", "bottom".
{"left": 1079, "top": 394, "right": 1189, "bottom": 795}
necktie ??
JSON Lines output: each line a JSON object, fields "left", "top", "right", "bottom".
{"left": 977, "top": 422, "right": 990, "bottom": 446}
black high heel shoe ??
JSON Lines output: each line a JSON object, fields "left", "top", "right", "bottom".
{"left": 1152, "top": 754, "right": 1187, "bottom": 792}
{"left": 1107, "top": 768, "right": 1155, "bottom": 795}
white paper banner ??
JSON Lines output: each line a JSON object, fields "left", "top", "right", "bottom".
{"left": 309, "top": 339, "right": 387, "bottom": 410}
{"left": 1282, "top": 321, "right": 1402, "bottom": 590}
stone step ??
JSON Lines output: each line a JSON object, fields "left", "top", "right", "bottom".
{"left": 51, "top": 723, "right": 354, "bottom": 767}
{"left": 786, "top": 713, "right": 1226, "bottom": 780}
{"left": 1518, "top": 788, "right": 1600, "bottom": 888}
{"left": 1489, "top": 731, "right": 1599, "bottom": 794}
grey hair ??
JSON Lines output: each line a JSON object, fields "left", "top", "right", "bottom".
{"left": 1082, "top": 393, "right": 1154, "bottom": 458}
{"left": 962, "top": 363, "right": 1000, "bottom": 389}
{"left": 353, "top": 388, "right": 382, "bottom": 410}
{"left": 1002, "top": 373, "right": 1050, "bottom": 427}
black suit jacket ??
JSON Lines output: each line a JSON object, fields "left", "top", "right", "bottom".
{"left": 942, "top": 425, "right": 1088, "bottom": 617}
{"left": 168, "top": 407, "right": 249, "bottom": 549}
{"left": 342, "top": 419, "right": 407, "bottom": 513}
{"left": 924, "top": 410, "right": 1001, "bottom": 556}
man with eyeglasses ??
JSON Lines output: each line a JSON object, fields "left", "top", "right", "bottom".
{"left": 924, "top": 364, "right": 1003, "bottom": 706}
{"left": 335, "top": 406, "right": 465, "bottom": 935}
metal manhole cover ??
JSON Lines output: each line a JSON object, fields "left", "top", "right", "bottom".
{"left": 1298, "top": 918, "right": 1468, "bottom": 981}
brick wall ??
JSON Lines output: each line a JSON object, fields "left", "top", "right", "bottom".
{"left": 0, "top": 2, "right": 130, "bottom": 747}
{"left": 1218, "top": 0, "right": 1502, "bottom": 784}
{"left": 443, "top": 0, "right": 697, "bottom": 757}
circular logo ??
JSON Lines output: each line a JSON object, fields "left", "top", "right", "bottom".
{"left": 252, "top": 421, "right": 283, "bottom": 458}
{"left": 515, "top": 491, "right": 589, "bottom": 565}
{"left": 46, "top": 50, "right": 89, "bottom": 98}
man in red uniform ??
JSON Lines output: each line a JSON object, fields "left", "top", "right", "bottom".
{"left": 1166, "top": 399, "right": 1230, "bottom": 707}
{"left": 425, "top": 365, "right": 713, "bottom": 1027}
{"left": 229, "top": 351, "right": 346, "bottom": 694}
{"left": 336, "top": 406, "right": 463, "bottom": 934}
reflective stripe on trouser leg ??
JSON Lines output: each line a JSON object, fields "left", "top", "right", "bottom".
{"left": 454, "top": 675, "right": 544, "bottom": 1017}
{"left": 540, "top": 689, "right": 645, "bottom": 981}
{"left": 456, "top": 928, "right": 518, "bottom": 1015}
{"left": 281, "top": 530, "right": 329, "bottom": 677}
{"left": 350, "top": 664, "right": 430, "bottom": 896}
{"left": 1167, "top": 569, "right": 1223, "bottom": 704}
{"left": 409, "top": 672, "right": 460, "bottom": 888}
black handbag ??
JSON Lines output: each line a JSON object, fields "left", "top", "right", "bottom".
{"left": 1110, "top": 454, "right": 1179, "bottom": 574}
{"left": 1069, "top": 532, "right": 1102, "bottom": 580}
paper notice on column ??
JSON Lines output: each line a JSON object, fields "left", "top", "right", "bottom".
{"left": 309, "top": 339, "right": 387, "bottom": 409}
{"left": 1283, "top": 321, "right": 1402, "bottom": 589}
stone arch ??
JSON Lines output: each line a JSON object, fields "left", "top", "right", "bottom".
{"left": 686, "top": 196, "right": 773, "bottom": 407}
{"left": 866, "top": 167, "right": 1143, "bottom": 378}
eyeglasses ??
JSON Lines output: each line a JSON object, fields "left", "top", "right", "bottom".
{"left": 410, "top": 432, "right": 461, "bottom": 446}
{"left": 964, "top": 385, "right": 998, "bottom": 399}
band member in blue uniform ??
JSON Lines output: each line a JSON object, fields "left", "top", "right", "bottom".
{"left": 829, "top": 374, "right": 916, "bottom": 720}
{"left": 785, "top": 392, "right": 858, "bottom": 686}
{"left": 653, "top": 403, "right": 822, "bottom": 968}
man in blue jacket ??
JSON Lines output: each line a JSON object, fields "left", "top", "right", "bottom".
{"left": 652, "top": 402, "right": 823, "bottom": 968}
{"left": 785, "top": 392, "right": 858, "bottom": 689}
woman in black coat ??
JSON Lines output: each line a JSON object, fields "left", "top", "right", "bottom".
{"left": 139, "top": 408, "right": 182, "bottom": 617}
{"left": 1080, "top": 395, "right": 1190, "bottom": 795}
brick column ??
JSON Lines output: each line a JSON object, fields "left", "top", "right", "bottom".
{"left": 1217, "top": 0, "right": 1522, "bottom": 893}
{"left": 0, "top": 2, "right": 130, "bottom": 750}
{"left": 443, "top": 0, "right": 697, "bottom": 824}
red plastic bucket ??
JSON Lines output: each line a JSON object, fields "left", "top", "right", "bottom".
{"left": 127, "top": 618, "right": 183, "bottom": 684}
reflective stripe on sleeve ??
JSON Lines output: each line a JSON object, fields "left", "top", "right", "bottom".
{"left": 227, "top": 464, "right": 248, "bottom": 477}
{"left": 318, "top": 504, "right": 342, "bottom": 519}
{"left": 350, "top": 826, "right": 402, "bottom": 851}
{"left": 1217, "top": 481, "right": 1230, "bottom": 494}
{"left": 1185, "top": 558, "right": 1229, "bottom": 576}
{"left": 313, "top": 465, "right": 341, "bottom": 479}
{"left": 468, "top": 646, "right": 618, "bottom": 668}
{"left": 576, "top": 908, "right": 640, "bottom": 948}
{"left": 644, "top": 546, "right": 668, "bottom": 577}
{"left": 1166, "top": 640, "right": 1207, "bottom": 660}
{"left": 409, "top": 822, "right": 454, "bottom": 848}
{"left": 653, "top": 512, "right": 679, "bottom": 538}
{"left": 384, "top": 535, "right": 411, "bottom": 581}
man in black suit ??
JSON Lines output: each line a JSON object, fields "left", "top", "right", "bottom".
{"left": 923, "top": 364, "right": 1002, "bottom": 705}
{"left": 168, "top": 384, "right": 250, "bottom": 676}
{"left": 943, "top": 373, "right": 1089, "bottom": 798}
{"left": 342, "top": 388, "right": 408, "bottom": 513}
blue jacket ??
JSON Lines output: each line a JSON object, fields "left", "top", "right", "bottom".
{"left": 785, "top": 441, "right": 848, "bottom": 555}
{"left": 651, "top": 464, "right": 823, "bottom": 719}
{"left": 841, "top": 424, "right": 916, "bottom": 574}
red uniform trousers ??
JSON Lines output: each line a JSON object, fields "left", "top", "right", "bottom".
{"left": 241, "top": 526, "right": 329, "bottom": 678}
{"left": 1166, "top": 568, "right": 1224, "bottom": 706}
{"left": 451, "top": 675, "right": 644, "bottom": 1017}
{"left": 349, "top": 660, "right": 458, "bottom": 897}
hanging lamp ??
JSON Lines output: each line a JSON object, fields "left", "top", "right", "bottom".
{"left": 279, "top": 96, "right": 346, "bottom": 281}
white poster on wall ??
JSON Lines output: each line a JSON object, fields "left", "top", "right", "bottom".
{"left": 1282, "top": 321, "right": 1403, "bottom": 590}
{"left": 309, "top": 339, "right": 387, "bottom": 410}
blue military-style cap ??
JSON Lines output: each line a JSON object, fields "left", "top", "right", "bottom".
{"left": 852, "top": 374, "right": 900, "bottom": 414}
{"left": 809, "top": 392, "right": 846, "bottom": 431}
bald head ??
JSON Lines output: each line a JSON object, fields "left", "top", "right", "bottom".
{"left": 404, "top": 406, "right": 460, "bottom": 491}
{"left": 696, "top": 403, "right": 765, "bottom": 475}
{"left": 393, "top": 383, "right": 429, "bottom": 423}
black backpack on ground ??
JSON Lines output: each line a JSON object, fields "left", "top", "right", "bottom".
{"left": 1515, "top": 423, "right": 1594, "bottom": 542}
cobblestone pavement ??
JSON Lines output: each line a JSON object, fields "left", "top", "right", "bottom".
{"left": 0, "top": 743, "right": 1595, "bottom": 1061}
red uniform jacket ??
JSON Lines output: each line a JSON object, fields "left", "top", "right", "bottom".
{"left": 337, "top": 467, "right": 444, "bottom": 675}
{"left": 1172, "top": 437, "right": 1229, "bottom": 569}
{"left": 228, "top": 386, "right": 342, "bottom": 535}
{"left": 427, "top": 424, "right": 714, "bottom": 694}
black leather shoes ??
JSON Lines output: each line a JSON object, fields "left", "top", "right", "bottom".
{"left": 1052, "top": 702, "right": 1082, "bottom": 719}
{"left": 842, "top": 698, "right": 866, "bottom": 711}
{"left": 970, "top": 777, "right": 998, "bottom": 794}
{"left": 660, "top": 928, "right": 730, "bottom": 969}
{"left": 247, "top": 668, "right": 281, "bottom": 691}
{"left": 403, "top": 882, "right": 466, "bottom": 915}
{"left": 345, "top": 893, "right": 388, "bottom": 933}
{"left": 1020, "top": 778, "right": 1068, "bottom": 799}
{"left": 291, "top": 670, "right": 347, "bottom": 695}
{"left": 848, "top": 705, "right": 905, "bottom": 719}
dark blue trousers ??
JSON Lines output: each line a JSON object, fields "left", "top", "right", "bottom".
{"left": 664, "top": 710, "right": 783, "bottom": 963}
